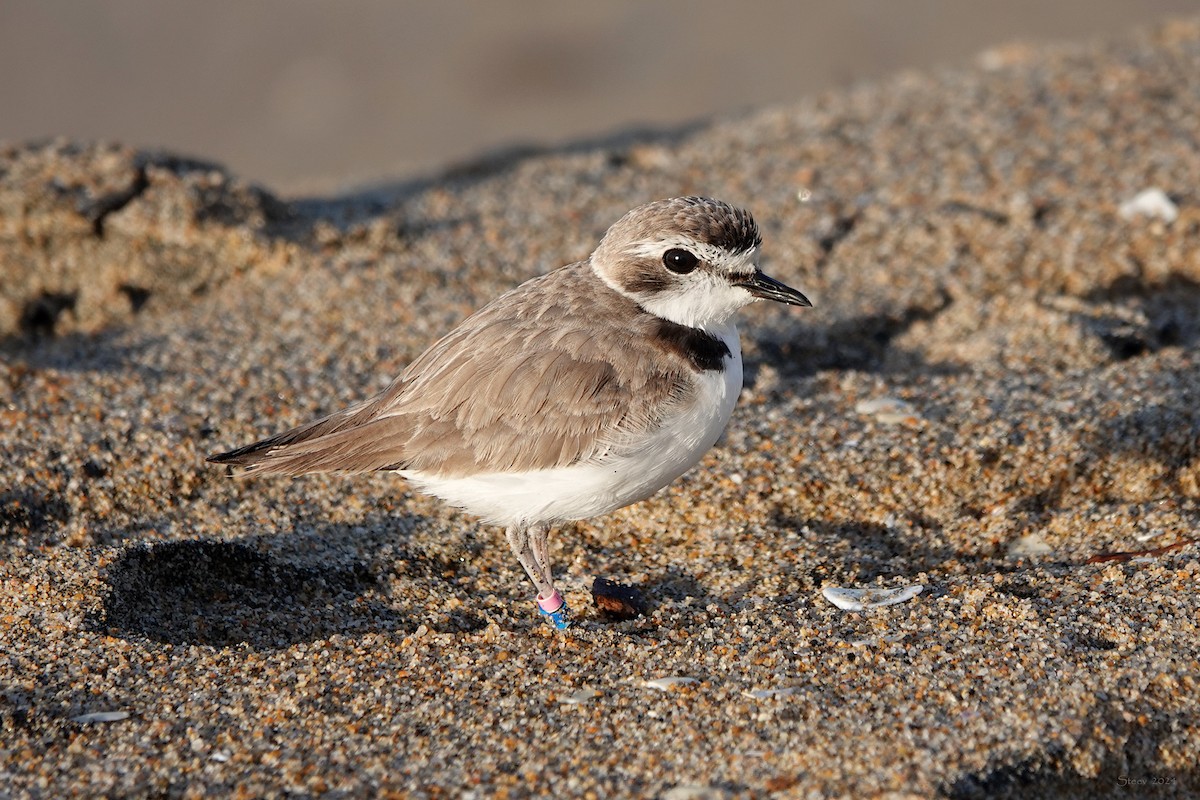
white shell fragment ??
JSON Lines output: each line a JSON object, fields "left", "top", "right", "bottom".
{"left": 854, "top": 397, "right": 919, "bottom": 425}
{"left": 663, "top": 785, "right": 725, "bottom": 800}
{"left": 1118, "top": 188, "right": 1178, "bottom": 223}
{"left": 642, "top": 676, "right": 699, "bottom": 691}
{"left": 71, "top": 711, "right": 130, "bottom": 724}
{"left": 559, "top": 687, "right": 601, "bottom": 705}
{"left": 822, "top": 584, "right": 924, "bottom": 610}
{"left": 744, "top": 687, "right": 799, "bottom": 699}
{"left": 1007, "top": 533, "right": 1053, "bottom": 558}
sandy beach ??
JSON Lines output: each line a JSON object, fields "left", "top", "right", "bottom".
{"left": 3, "top": 18, "right": 1200, "bottom": 799}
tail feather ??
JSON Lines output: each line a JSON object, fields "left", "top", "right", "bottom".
{"left": 207, "top": 397, "right": 399, "bottom": 476}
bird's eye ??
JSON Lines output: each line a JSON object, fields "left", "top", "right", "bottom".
{"left": 662, "top": 248, "right": 699, "bottom": 274}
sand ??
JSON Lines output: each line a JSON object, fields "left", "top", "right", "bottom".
{"left": 2, "top": 18, "right": 1199, "bottom": 800}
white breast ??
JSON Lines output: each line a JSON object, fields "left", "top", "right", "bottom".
{"left": 400, "top": 324, "right": 743, "bottom": 527}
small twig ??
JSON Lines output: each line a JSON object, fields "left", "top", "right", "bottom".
{"left": 1085, "top": 537, "right": 1200, "bottom": 564}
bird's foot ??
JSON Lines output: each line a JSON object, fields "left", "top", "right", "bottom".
{"left": 537, "top": 589, "right": 570, "bottom": 630}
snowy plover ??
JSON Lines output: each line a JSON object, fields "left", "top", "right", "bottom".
{"left": 209, "top": 197, "right": 811, "bottom": 628}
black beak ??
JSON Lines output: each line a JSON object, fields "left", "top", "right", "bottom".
{"left": 737, "top": 271, "right": 812, "bottom": 307}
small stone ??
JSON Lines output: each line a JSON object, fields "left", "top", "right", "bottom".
{"left": 591, "top": 577, "right": 644, "bottom": 621}
{"left": 71, "top": 711, "right": 130, "bottom": 724}
{"left": 1118, "top": 188, "right": 1178, "bottom": 223}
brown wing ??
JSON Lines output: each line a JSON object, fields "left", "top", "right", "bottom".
{"left": 208, "top": 264, "right": 689, "bottom": 478}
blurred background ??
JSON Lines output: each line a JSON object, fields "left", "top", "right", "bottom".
{"left": 1, "top": 0, "right": 1193, "bottom": 197}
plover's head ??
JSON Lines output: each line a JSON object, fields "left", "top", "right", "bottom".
{"left": 591, "top": 196, "right": 811, "bottom": 330}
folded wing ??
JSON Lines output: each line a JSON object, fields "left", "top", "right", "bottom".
{"left": 207, "top": 265, "right": 687, "bottom": 479}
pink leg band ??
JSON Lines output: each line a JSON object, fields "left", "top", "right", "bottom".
{"left": 537, "top": 590, "right": 565, "bottom": 614}
{"left": 537, "top": 590, "right": 570, "bottom": 630}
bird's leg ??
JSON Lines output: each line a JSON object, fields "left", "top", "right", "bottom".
{"left": 505, "top": 524, "right": 569, "bottom": 629}
{"left": 528, "top": 525, "right": 569, "bottom": 629}
{"left": 528, "top": 524, "right": 556, "bottom": 590}
{"left": 504, "top": 524, "right": 555, "bottom": 597}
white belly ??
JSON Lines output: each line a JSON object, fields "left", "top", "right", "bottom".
{"left": 401, "top": 327, "right": 743, "bottom": 527}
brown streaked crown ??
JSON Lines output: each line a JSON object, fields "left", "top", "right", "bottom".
{"left": 592, "top": 197, "right": 761, "bottom": 262}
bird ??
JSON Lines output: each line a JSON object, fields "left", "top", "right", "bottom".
{"left": 208, "top": 196, "right": 811, "bottom": 629}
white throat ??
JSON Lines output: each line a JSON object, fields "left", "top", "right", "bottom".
{"left": 635, "top": 278, "right": 755, "bottom": 330}
{"left": 592, "top": 244, "right": 759, "bottom": 331}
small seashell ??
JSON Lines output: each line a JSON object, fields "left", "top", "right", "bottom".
{"left": 822, "top": 584, "right": 923, "bottom": 610}
{"left": 1007, "top": 534, "right": 1053, "bottom": 558}
{"left": 210, "top": 750, "right": 232, "bottom": 763}
{"left": 71, "top": 711, "right": 130, "bottom": 724}
{"left": 642, "top": 676, "right": 699, "bottom": 691}
{"left": 744, "top": 687, "right": 799, "bottom": 699}
{"left": 559, "top": 687, "right": 600, "bottom": 705}
{"left": 663, "top": 784, "right": 725, "bottom": 800}
{"left": 854, "top": 397, "right": 919, "bottom": 425}
{"left": 1118, "top": 188, "right": 1178, "bottom": 223}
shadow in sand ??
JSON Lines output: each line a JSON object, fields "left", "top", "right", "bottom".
{"left": 1, "top": 328, "right": 167, "bottom": 376}
{"left": 773, "top": 515, "right": 964, "bottom": 583}
{"left": 1080, "top": 272, "right": 1200, "bottom": 359}
{"left": 946, "top": 711, "right": 1200, "bottom": 800}
{"left": 601, "top": 565, "right": 766, "bottom": 625}
{"left": 644, "top": 564, "right": 714, "bottom": 604}
{"left": 97, "top": 537, "right": 413, "bottom": 648}
{"left": 742, "top": 287, "right": 962, "bottom": 385}
{"left": 93, "top": 503, "right": 499, "bottom": 647}
{"left": 0, "top": 486, "right": 72, "bottom": 552}
{"left": 1095, "top": 401, "right": 1200, "bottom": 473}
